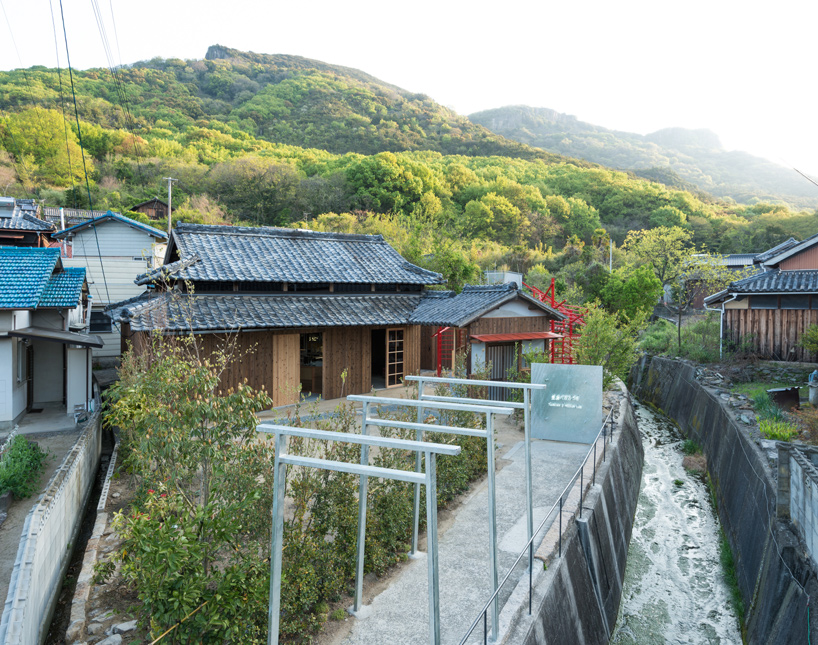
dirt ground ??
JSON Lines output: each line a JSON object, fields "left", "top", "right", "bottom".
{"left": 0, "top": 429, "right": 84, "bottom": 605}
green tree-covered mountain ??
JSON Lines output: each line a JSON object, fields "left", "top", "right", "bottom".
{"left": 0, "top": 46, "right": 576, "bottom": 164}
{"left": 469, "top": 106, "right": 818, "bottom": 208}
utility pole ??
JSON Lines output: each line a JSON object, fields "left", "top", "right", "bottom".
{"left": 163, "top": 177, "right": 177, "bottom": 236}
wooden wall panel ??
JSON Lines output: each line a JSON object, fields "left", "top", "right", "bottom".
{"left": 469, "top": 316, "right": 551, "bottom": 336}
{"left": 725, "top": 308, "right": 818, "bottom": 361}
{"left": 405, "top": 325, "right": 421, "bottom": 378}
{"left": 323, "top": 326, "right": 372, "bottom": 400}
{"left": 780, "top": 247, "right": 818, "bottom": 270}
{"left": 272, "top": 334, "right": 300, "bottom": 406}
{"left": 420, "top": 325, "right": 437, "bottom": 371}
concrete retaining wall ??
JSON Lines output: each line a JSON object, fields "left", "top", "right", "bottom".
{"left": 0, "top": 411, "right": 102, "bottom": 645}
{"left": 500, "top": 387, "right": 643, "bottom": 644}
{"left": 631, "top": 355, "right": 818, "bottom": 645}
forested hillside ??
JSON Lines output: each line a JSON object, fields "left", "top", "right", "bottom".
{"left": 469, "top": 105, "right": 818, "bottom": 209}
{"left": 1, "top": 46, "right": 816, "bottom": 289}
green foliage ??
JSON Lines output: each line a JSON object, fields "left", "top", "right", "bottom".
{"left": 575, "top": 301, "right": 648, "bottom": 389}
{"left": 598, "top": 264, "right": 663, "bottom": 321}
{"left": 759, "top": 419, "right": 798, "bottom": 442}
{"left": 639, "top": 314, "right": 727, "bottom": 363}
{"left": 681, "top": 439, "right": 703, "bottom": 455}
{"left": 0, "top": 436, "right": 48, "bottom": 498}
{"left": 752, "top": 392, "right": 786, "bottom": 422}
{"left": 639, "top": 319, "right": 677, "bottom": 355}
{"left": 798, "top": 324, "right": 818, "bottom": 356}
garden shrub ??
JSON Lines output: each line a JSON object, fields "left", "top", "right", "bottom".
{"left": 0, "top": 436, "right": 48, "bottom": 498}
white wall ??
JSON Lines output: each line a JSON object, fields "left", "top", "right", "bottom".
{"left": 482, "top": 301, "right": 549, "bottom": 318}
{"left": 0, "top": 311, "right": 32, "bottom": 427}
{"left": 63, "top": 257, "right": 148, "bottom": 306}
{"left": 69, "top": 221, "right": 163, "bottom": 258}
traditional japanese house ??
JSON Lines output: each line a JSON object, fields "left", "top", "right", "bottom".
{"left": 0, "top": 197, "right": 54, "bottom": 247}
{"left": 705, "top": 233, "right": 818, "bottom": 360}
{"left": 118, "top": 224, "right": 445, "bottom": 406}
{"left": 412, "top": 283, "right": 564, "bottom": 381}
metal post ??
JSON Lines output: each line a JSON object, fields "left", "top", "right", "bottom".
{"left": 558, "top": 496, "right": 563, "bottom": 558}
{"left": 524, "top": 388, "right": 533, "bottom": 574}
{"left": 268, "top": 433, "right": 287, "bottom": 645}
{"left": 593, "top": 441, "right": 597, "bottom": 486}
{"left": 426, "top": 451, "right": 441, "bottom": 645}
{"left": 163, "top": 176, "right": 176, "bottom": 236}
{"left": 580, "top": 463, "right": 584, "bottom": 519}
{"left": 487, "top": 411, "right": 499, "bottom": 641}
{"left": 411, "top": 392, "right": 424, "bottom": 556}
{"left": 354, "top": 402, "right": 370, "bottom": 612}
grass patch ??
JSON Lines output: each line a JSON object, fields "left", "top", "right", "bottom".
{"left": 732, "top": 381, "right": 808, "bottom": 401}
{"left": 719, "top": 530, "right": 745, "bottom": 621}
{"left": 330, "top": 609, "right": 347, "bottom": 621}
{"left": 759, "top": 419, "right": 798, "bottom": 442}
{"left": 682, "top": 439, "right": 702, "bottom": 455}
{"left": 752, "top": 392, "right": 785, "bottom": 422}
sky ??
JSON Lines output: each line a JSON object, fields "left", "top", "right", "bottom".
{"left": 2, "top": 0, "right": 817, "bottom": 178}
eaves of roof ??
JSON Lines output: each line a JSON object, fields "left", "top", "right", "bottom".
{"left": 762, "top": 232, "right": 818, "bottom": 267}
{"left": 53, "top": 211, "right": 168, "bottom": 240}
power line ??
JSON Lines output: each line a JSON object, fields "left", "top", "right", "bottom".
{"left": 58, "top": 0, "right": 111, "bottom": 308}
{"left": 48, "top": 0, "right": 76, "bottom": 207}
{"left": 793, "top": 167, "right": 818, "bottom": 191}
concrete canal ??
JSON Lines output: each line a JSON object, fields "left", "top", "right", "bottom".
{"left": 610, "top": 401, "right": 741, "bottom": 645}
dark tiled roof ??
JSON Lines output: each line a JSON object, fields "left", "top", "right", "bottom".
{"left": 410, "top": 283, "right": 564, "bottom": 327}
{"left": 727, "top": 269, "right": 818, "bottom": 293}
{"left": 155, "top": 224, "right": 443, "bottom": 285}
{"left": 761, "top": 232, "right": 818, "bottom": 266}
{"left": 120, "top": 293, "right": 423, "bottom": 332}
{"left": 0, "top": 247, "right": 84, "bottom": 309}
{"left": 722, "top": 253, "right": 758, "bottom": 267}
{"left": 0, "top": 198, "right": 53, "bottom": 232}
{"left": 135, "top": 254, "right": 200, "bottom": 286}
{"left": 39, "top": 268, "right": 86, "bottom": 308}
{"left": 754, "top": 238, "right": 800, "bottom": 263}
{"left": 53, "top": 211, "right": 168, "bottom": 239}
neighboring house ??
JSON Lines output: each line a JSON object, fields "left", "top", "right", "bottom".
{"left": 413, "top": 284, "right": 563, "bottom": 379}
{"left": 42, "top": 206, "right": 110, "bottom": 229}
{"left": 115, "top": 224, "right": 563, "bottom": 407}
{"left": 0, "top": 197, "right": 54, "bottom": 247}
{"left": 131, "top": 198, "right": 168, "bottom": 221}
{"left": 52, "top": 212, "right": 168, "bottom": 360}
{"left": 705, "top": 233, "right": 818, "bottom": 360}
{"left": 0, "top": 247, "right": 101, "bottom": 428}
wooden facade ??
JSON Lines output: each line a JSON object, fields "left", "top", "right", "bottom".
{"left": 123, "top": 323, "right": 422, "bottom": 407}
{"left": 724, "top": 308, "right": 818, "bottom": 362}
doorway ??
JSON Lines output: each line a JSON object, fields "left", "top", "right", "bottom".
{"left": 371, "top": 329, "right": 386, "bottom": 390}
{"left": 300, "top": 333, "right": 323, "bottom": 398}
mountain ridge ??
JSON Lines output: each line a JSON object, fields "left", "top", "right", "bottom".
{"left": 469, "top": 105, "right": 817, "bottom": 208}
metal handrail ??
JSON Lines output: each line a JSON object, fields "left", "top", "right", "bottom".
{"left": 458, "top": 408, "right": 616, "bottom": 645}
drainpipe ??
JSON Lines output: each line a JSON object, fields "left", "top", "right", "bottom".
{"left": 705, "top": 293, "right": 738, "bottom": 359}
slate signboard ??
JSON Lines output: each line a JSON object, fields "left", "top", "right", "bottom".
{"left": 530, "top": 364, "right": 603, "bottom": 443}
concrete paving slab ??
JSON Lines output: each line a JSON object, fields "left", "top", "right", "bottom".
{"left": 339, "top": 437, "right": 592, "bottom": 645}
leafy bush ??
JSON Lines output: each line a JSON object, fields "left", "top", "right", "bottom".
{"left": 639, "top": 319, "right": 676, "bottom": 354}
{"left": 759, "top": 419, "right": 798, "bottom": 442}
{"left": 0, "top": 436, "right": 48, "bottom": 498}
{"left": 681, "top": 439, "right": 702, "bottom": 455}
{"left": 752, "top": 392, "right": 785, "bottom": 422}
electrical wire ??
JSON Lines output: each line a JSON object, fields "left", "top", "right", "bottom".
{"left": 58, "top": 0, "right": 112, "bottom": 309}
{"left": 48, "top": 0, "right": 76, "bottom": 207}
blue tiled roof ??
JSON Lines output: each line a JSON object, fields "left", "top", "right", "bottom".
{"left": 52, "top": 211, "right": 168, "bottom": 239}
{"left": 39, "top": 267, "right": 87, "bottom": 308}
{"left": 0, "top": 247, "right": 85, "bottom": 309}
{"left": 144, "top": 224, "right": 443, "bottom": 285}
{"left": 120, "top": 293, "right": 423, "bottom": 332}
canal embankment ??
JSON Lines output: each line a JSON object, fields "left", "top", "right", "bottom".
{"left": 631, "top": 355, "right": 818, "bottom": 644}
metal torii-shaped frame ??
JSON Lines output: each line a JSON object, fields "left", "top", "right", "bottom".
{"left": 257, "top": 423, "right": 460, "bottom": 645}
{"left": 406, "top": 375, "right": 547, "bottom": 578}
{"left": 347, "top": 394, "right": 514, "bottom": 641}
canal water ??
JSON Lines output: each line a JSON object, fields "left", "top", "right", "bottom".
{"left": 610, "top": 402, "right": 742, "bottom": 645}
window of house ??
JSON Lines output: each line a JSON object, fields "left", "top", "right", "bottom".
{"left": 16, "top": 340, "right": 26, "bottom": 383}
{"left": 750, "top": 295, "right": 778, "bottom": 309}
{"left": 89, "top": 311, "right": 113, "bottom": 333}
{"left": 781, "top": 295, "right": 810, "bottom": 310}
{"left": 386, "top": 328, "right": 404, "bottom": 387}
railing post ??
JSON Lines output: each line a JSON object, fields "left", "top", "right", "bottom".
{"left": 354, "top": 402, "right": 370, "bottom": 612}
{"left": 558, "top": 496, "right": 563, "bottom": 557}
{"left": 268, "top": 432, "right": 287, "bottom": 645}
{"left": 580, "top": 464, "right": 584, "bottom": 519}
{"left": 426, "top": 451, "right": 441, "bottom": 645}
{"left": 528, "top": 542, "right": 533, "bottom": 615}
{"left": 524, "top": 387, "right": 533, "bottom": 574}
{"left": 593, "top": 440, "right": 597, "bottom": 486}
{"left": 486, "top": 411, "right": 499, "bottom": 642}
{"left": 411, "top": 398, "right": 424, "bottom": 556}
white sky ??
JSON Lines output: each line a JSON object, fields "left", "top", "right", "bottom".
{"left": 1, "top": 0, "right": 817, "bottom": 178}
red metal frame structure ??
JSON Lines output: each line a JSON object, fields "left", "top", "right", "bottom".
{"left": 522, "top": 278, "right": 585, "bottom": 364}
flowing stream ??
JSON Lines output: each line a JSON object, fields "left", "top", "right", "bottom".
{"left": 610, "top": 402, "right": 742, "bottom": 644}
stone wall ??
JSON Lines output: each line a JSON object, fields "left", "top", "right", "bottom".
{"left": 631, "top": 355, "right": 818, "bottom": 645}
